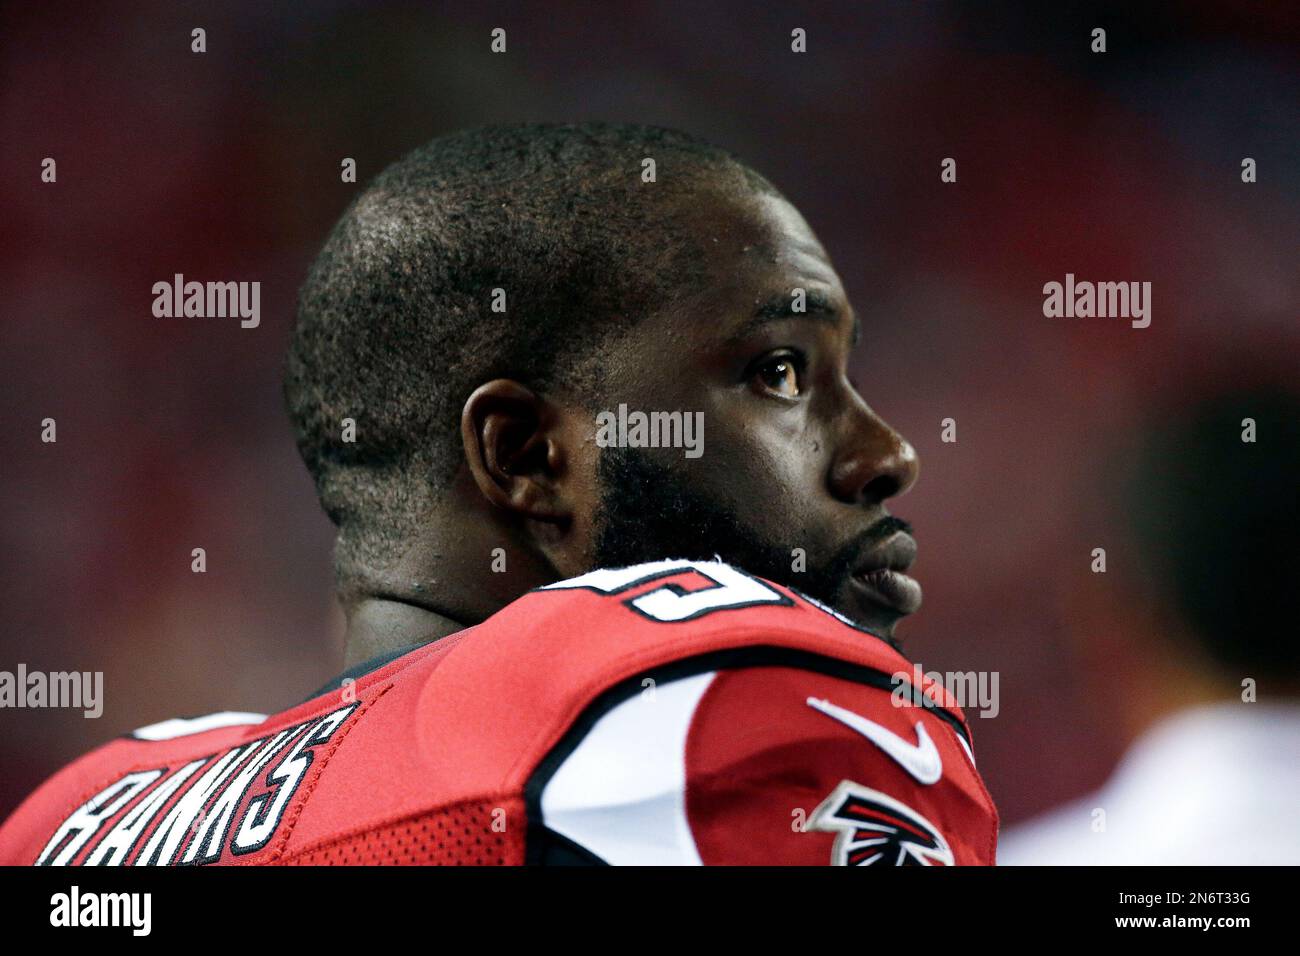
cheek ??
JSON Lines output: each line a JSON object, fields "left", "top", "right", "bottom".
{"left": 697, "top": 416, "right": 831, "bottom": 532}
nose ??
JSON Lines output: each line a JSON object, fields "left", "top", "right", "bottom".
{"left": 828, "top": 403, "right": 919, "bottom": 506}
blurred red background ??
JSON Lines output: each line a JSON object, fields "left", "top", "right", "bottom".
{"left": 1, "top": 1, "right": 1296, "bottom": 824}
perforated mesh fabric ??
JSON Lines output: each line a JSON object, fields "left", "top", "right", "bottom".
{"left": 281, "top": 798, "right": 525, "bottom": 865}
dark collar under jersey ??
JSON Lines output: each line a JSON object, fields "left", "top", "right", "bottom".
{"left": 303, "top": 641, "right": 431, "bottom": 703}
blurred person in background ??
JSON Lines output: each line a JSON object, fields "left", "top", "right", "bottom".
{"left": 999, "top": 386, "right": 1300, "bottom": 865}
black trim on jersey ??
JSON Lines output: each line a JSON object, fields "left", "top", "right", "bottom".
{"left": 523, "top": 645, "right": 973, "bottom": 866}
{"left": 529, "top": 827, "right": 611, "bottom": 866}
{"left": 301, "top": 642, "right": 430, "bottom": 704}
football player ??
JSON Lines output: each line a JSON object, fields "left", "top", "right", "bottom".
{"left": 0, "top": 123, "right": 997, "bottom": 865}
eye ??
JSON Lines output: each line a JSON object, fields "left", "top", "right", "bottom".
{"left": 749, "top": 352, "right": 804, "bottom": 398}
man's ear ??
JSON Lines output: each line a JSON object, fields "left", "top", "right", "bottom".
{"left": 460, "top": 379, "right": 569, "bottom": 522}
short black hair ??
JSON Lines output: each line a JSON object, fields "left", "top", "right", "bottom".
{"left": 1126, "top": 386, "right": 1300, "bottom": 677}
{"left": 285, "top": 122, "right": 779, "bottom": 582}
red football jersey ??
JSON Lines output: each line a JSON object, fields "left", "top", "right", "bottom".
{"left": 0, "top": 560, "right": 998, "bottom": 865}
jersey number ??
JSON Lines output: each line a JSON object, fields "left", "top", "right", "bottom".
{"left": 540, "top": 560, "right": 791, "bottom": 622}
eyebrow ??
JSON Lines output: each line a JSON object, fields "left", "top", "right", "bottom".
{"left": 736, "top": 289, "right": 861, "bottom": 346}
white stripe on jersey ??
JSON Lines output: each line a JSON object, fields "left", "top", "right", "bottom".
{"left": 131, "top": 712, "right": 268, "bottom": 741}
{"left": 540, "top": 672, "right": 714, "bottom": 865}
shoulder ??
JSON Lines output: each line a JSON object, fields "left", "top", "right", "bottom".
{"left": 484, "top": 558, "right": 925, "bottom": 686}
{"left": 415, "top": 560, "right": 998, "bottom": 865}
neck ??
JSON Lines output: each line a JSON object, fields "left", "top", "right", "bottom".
{"left": 342, "top": 596, "right": 468, "bottom": 669}
{"left": 335, "top": 481, "right": 569, "bottom": 668}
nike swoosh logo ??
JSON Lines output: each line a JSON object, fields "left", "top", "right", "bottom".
{"left": 806, "top": 696, "right": 943, "bottom": 785}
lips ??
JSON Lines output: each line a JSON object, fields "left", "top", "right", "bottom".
{"left": 850, "top": 530, "right": 922, "bottom": 615}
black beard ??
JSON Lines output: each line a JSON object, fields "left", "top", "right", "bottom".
{"left": 590, "top": 444, "right": 902, "bottom": 647}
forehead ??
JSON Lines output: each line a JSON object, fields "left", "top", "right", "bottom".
{"left": 682, "top": 187, "right": 837, "bottom": 282}
{"left": 670, "top": 188, "right": 853, "bottom": 335}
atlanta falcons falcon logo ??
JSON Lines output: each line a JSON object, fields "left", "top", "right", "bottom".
{"left": 808, "top": 780, "right": 955, "bottom": 866}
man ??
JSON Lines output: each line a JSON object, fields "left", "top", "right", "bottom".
{"left": 1000, "top": 388, "right": 1299, "bottom": 864}
{"left": 0, "top": 123, "right": 997, "bottom": 865}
